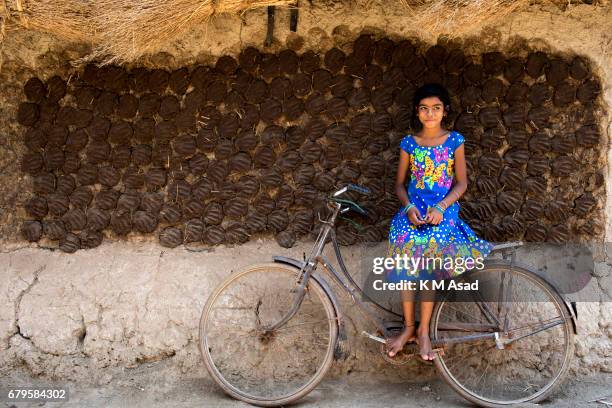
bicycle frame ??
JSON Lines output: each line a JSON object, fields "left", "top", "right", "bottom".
{"left": 267, "top": 198, "right": 575, "bottom": 350}
{"left": 265, "top": 200, "right": 391, "bottom": 333}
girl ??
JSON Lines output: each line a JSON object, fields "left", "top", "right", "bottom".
{"left": 385, "top": 83, "right": 495, "bottom": 361}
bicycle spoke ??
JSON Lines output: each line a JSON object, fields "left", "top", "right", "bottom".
{"left": 201, "top": 264, "right": 337, "bottom": 402}
{"left": 440, "top": 303, "right": 489, "bottom": 324}
{"left": 445, "top": 343, "right": 495, "bottom": 367}
{"left": 497, "top": 271, "right": 506, "bottom": 316}
{"left": 433, "top": 267, "right": 574, "bottom": 406}
{"left": 217, "top": 293, "right": 252, "bottom": 309}
{"left": 266, "top": 337, "right": 303, "bottom": 370}
{"left": 271, "top": 319, "right": 334, "bottom": 332}
{"left": 476, "top": 359, "right": 492, "bottom": 396}
{"left": 475, "top": 298, "right": 501, "bottom": 327}
{"left": 506, "top": 316, "right": 563, "bottom": 333}
{"left": 502, "top": 273, "right": 514, "bottom": 332}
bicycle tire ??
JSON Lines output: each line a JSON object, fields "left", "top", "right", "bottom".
{"left": 431, "top": 263, "right": 575, "bottom": 407}
{"left": 199, "top": 262, "right": 338, "bottom": 407}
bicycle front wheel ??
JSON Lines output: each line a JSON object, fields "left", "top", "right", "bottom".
{"left": 431, "top": 263, "right": 574, "bottom": 407}
{"left": 199, "top": 262, "right": 338, "bottom": 407}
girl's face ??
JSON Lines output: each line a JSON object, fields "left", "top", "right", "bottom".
{"left": 417, "top": 96, "right": 445, "bottom": 129}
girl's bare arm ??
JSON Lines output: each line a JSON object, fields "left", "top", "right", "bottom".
{"left": 441, "top": 144, "right": 468, "bottom": 208}
{"left": 395, "top": 150, "right": 410, "bottom": 207}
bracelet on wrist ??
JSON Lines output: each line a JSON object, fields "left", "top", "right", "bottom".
{"left": 403, "top": 203, "right": 415, "bottom": 214}
{"left": 433, "top": 204, "right": 445, "bottom": 214}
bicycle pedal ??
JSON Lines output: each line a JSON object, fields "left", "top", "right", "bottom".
{"left": 361, "top": 330, "right": 386, "bottom": 344}
{"left": 379, "top": 342, "right": 418, "bottom": 366}
{"left": 401, "top": 342, "right": 420, "bottom": 354}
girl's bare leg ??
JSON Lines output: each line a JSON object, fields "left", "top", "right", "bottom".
{"left": 386, "top": 289, "right": 417, "bottom": 357}
{"left": 416, "top": 288, "right": 436, "bottom": 360}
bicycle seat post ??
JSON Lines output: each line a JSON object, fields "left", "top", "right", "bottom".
{"left": 501, "top": 248, "right": 513, "bottom": 262}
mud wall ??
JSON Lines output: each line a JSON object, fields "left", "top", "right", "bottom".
{"left": 14, "top": 36, "right": 607, "bottom": 252}
{"left": 0, "top": 1, "right": 611, "bottom": 382}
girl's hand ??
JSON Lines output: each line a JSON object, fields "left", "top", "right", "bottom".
{"left": 407, "top": 207, "right": 426, "bottom": 226}
{"left": 425, "top": 207, "right": 443, "bottom": 225}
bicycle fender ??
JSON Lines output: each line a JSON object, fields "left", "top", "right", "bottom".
{"left": 272, "top": 256, "right": 350, "bottom": 360}
{"left": 483, "top": 259, "right": 578, "bottom": 335}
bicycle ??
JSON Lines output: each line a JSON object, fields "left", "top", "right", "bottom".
{"left": 199, "top": 183, "right": 578, "bottom": 408}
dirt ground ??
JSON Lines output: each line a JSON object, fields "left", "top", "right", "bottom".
{"left": 1, "top": 360, "right": 611, "bottom": 408}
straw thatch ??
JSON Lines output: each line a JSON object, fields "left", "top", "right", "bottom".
{"left": 1, "top": 0, "right": 297, "bottom": 64}
{"left": 408, "top": 0, "right": 529, "bottom": 37}
{"left": 88, "top": 0, "right": 297, "bottom": 63}
{"left": 1, "top": 0, "right": 530, "bottom": 64}
{"left": 1, "top": 1, "right": 93, "bottom": 45}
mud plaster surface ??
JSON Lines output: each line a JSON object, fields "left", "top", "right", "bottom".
{"left": 0, "top": 240, "right": 610, "bottom": 384}
{"left": 0, "top": 0, "right": 611, "bottom": 384}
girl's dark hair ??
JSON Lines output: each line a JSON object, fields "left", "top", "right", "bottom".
{"left": 411, "top": 83, "right": 452, "bottom": 130}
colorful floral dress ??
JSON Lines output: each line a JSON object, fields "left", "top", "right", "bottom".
{"left": 386, "top": 131, "right": 495, "bottom": 282}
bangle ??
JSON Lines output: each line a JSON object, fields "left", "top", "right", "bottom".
{"left": 403, "top": 203, "right": 415, "bottom": 214}
{"left": 454, "top": 191, "right": 460, "bottom": 200}
{"left": 433, "top": 204, "right": 445, "bottom": 214}
{"left": 439, "top": 200, "right": 447, "bottom": 210}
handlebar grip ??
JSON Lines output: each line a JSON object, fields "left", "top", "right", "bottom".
{"left": 353, "top": 205, "right": 368, "bottom": 216}
{"left": 333, "top": 197, "right": 369, "bottom": 217}
{"left": 347, "top": 183, "right": 371, "bottom": 195}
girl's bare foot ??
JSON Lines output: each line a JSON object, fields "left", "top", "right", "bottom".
{"left": 416, "top": 329, "right": 436, "bottom": 361}
{"left": 386, "top": 326, "right": 416, "bottom": 357}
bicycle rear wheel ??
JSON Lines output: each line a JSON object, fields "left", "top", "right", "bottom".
{"left": 199, "top": 262, "right": 338, "bottom": 407}
{"left": 431, "top": 264, "right": 574, "bottom": 407}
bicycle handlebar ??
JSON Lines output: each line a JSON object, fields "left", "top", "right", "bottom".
{"left": 331, "top": 198, "right": 368, "bottom": 216}
{"left": 329, "top": 184, "right": 370, "bottom": 217}
{"left": 332, "top": 183, "right": 371, "bottom": 197}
